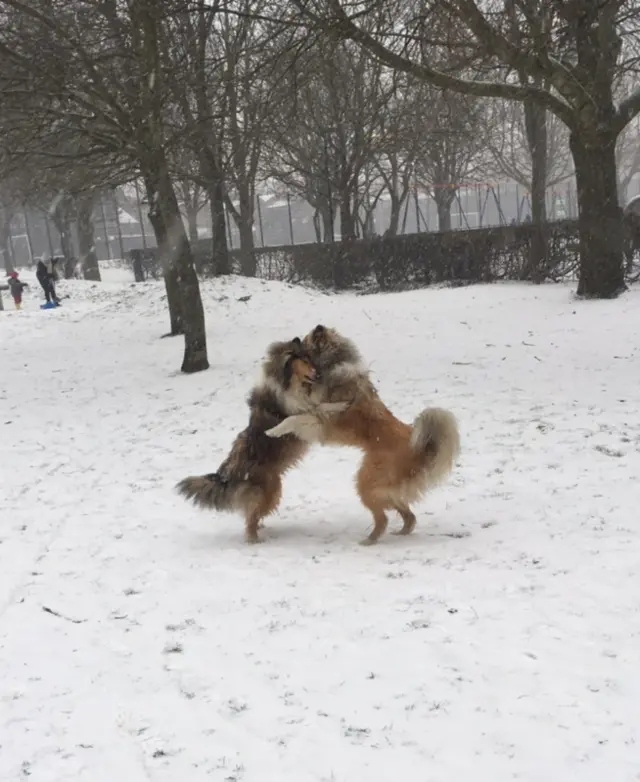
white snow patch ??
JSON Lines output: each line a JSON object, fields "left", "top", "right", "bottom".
{"left": 1, "top": 276, "right": 639, "bottom": 780}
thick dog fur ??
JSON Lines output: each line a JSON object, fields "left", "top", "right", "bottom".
{"left": 176, "top": 337, "right": 344, "bottom": 543}
{"left": 267, "top": 325, "right": 461, "bottom": 544}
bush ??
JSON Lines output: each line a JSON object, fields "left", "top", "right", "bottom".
{"left": 128, "top": 217, "right": 640, "bottom": 292}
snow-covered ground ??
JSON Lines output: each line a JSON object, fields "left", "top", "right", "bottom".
{"left": 1, "top": 270, "right": 640, "bottom": 781}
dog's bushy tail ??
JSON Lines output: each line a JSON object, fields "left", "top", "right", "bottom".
{"left": 176, "top": 472, "right": 235, "bottom": 512}
{"left": 409, "top": 407, "right": 460, "bottom": 486}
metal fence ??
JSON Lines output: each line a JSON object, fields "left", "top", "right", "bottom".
{"left": 0, "top": 177, "right": 629, "bottom": 270}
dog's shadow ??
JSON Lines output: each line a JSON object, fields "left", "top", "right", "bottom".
{"left": 187, "top": 516, "right": 474, "bottom": 552}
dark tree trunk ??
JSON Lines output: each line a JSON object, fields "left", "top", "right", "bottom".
{"left": 146, "top": 192, "right": 184, "bottom": 337}
{"left": 570, "top": 130, "right": 626, "bottom": 299}
{"left": 146, "top": 164, "right": 209, "bottom": 372}
{"left": 187, "top": 205, "right": 199, "bottom": 246}
{"left": 386, "top": 193, "right": 402, "bottom": 237}
{"left": 51, "top": 198, "right": 76, "bottom": 278}
{"left": 237, "top": 219, "right": 255, "bottom": 275}
{"left": 0, "top": 211, "right": 14, "bottom": 273}
{"left": 236, "top": 184, "right": 256, "bottom": 276}
{"left": 339, "top": 195, "right": 357, "bottom": 240}
{"left": 207, "top": 180, "right": 231, "bottom": 275}
{"left": 524, "top": 100, "right": 549, "bottom": 282}
{"left": 361, "top": 207, "right": 375, "bottom": 238}
{"left": 134, "top": 0, "right": 208, "bottom": 372}
{"left": 434, "top": 191, "right": 454, "bottom": 232}
{"left": 320, "top": 202, "right": 334, "bottom": 242}
{"left": 312, "top": 209, "right": 322, "bottom": 242}
{"left": 160, "top": 182, "right": 208, "bottom": 373}
{"left": 76, "top": 193, "right": 101, "bottom": 282}
{"left": 196, "top": 147, "right": 230, "bottom": 275}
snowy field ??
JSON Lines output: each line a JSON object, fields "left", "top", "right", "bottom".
{"left": 1, "top": 268, "right": 640, "bottom": 781}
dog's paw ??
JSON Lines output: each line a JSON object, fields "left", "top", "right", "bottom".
{"left": 265, "top": 419, "right": 296, "bottom": 438}
{"left": 267, "top": 414, "right": 324, "bottom": 443}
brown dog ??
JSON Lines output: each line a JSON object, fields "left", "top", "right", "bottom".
{"left": 176, "top": 337, "right": 344, "bottom": 543}
{"left": 267, "top": 326, "right": 460, "bottom": 544}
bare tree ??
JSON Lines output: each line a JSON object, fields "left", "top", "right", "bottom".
{"left": 371, "top": 74, "right": 424, "bottom": 236}
{"left": 486, "top": 100, "right": 572, "bottom": 204}
{"left": 265, "top": 37, "right": 396, "bottom": 240}
{"left": 617, "top": 116, "right": 640, "bottom": 205}
{"left": 415, "top": 87, "right": 487, "bottom": 231}
{"left": 166, "top": 0, "right": 231, "bottom": 275}
{"left": 0, "top": 125, "right": 114, "bottom": 280}
{"left": 170, "top": 145, "right": 209, "bottom": 245}
{"left": 0, "top": 0, "right": 209, "bottom": 371}
{"left": 216, "top": 1, "right": 284, "bottom": 273}
{"left": 292, "top": 0, "right": 640, "bottom": 298}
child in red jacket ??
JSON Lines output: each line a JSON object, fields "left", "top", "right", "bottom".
{"left": 6, "top": 271, "right": 28, "bottom": 310}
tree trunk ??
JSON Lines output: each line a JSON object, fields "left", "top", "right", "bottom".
{"left": 187, "top": 205, "right": 199, "bottom": 246}
{"left": 197, "top": 145, "right": 230, "bottom": 274}
{"left": 237, "top": 218, "right": 255, "bottom": 275}
{"left": 76, "top": 193, "right": 101, "bottom": 282}
{"left": 524, "top": 100, "right": 549, "bottom": 282}
{"left": 160, "top": 178, "right": 208, "bottom": 373}
{"left": 434, "top": 191, "right": 454, "bottom": 232}
{"left": 146, "top": 192, "right": 184, "bottom": 337}
{"left": 51, "top": 201, "right": 76, "bottom": 278}
{"left": 236, "top": 184, "right": 256, "bottom": 276}
{"left": 570, "top": 130, "right": 626, "bottom": 299}
{"left": 147, "top": 164, "right": 209, "bottom": 372}
{"left": 339, "top": 195, "right": 357, "bottom": 240}
{"left": 134, "top": 0, "right": 208, "bottom": 372}
{"left": 386, "top": 193, "right": 402, "bottom": 237}
{"left": 0, "top": 210, "right": 14, "bottom": 273}
{"left": 207, "top": 180, "right": 231, "bottom": 275}
{"left": 317, "top": 200, "right": 334, "bottom": 243}
{"left": 312, "top": 209, "right": 322, "bottom": 243}
{"left": 361, "top": 207, "right": 375, "bottom": 238}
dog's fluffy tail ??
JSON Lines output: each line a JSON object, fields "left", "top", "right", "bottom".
{"left": 409, "top": 407, "right": 460, "bottom": 486}
{"left": 176, "top": 472, "right": 234, "bottom": 512}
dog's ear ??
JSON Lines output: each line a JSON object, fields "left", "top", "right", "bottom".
{"left": 313, "top": 325, "right": 326, "bottom": 339}
{"left": 291, "top": 337, "right": 302, "bottom": 351}
{"left": 282, "top": 355, "right": 294, "bottom": 389}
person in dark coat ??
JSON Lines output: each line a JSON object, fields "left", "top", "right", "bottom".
{"left": 6, "top": 271, "right": 28, "bottom": 309}
{"left": 36, "top": 257, "right": 60, "bottom": 305}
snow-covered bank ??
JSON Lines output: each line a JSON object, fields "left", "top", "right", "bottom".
{"left": 1, "top": 277, "right": 639, "bottom": 781}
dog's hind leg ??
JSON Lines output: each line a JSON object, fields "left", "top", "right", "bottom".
{"left": 391, "top": 503, "right": 417, "bottom": 536}
{"left": 245, "top": 511, "right": 263, "bottom": 544}
{"left": 245, "top": 479, "right": 282, "bottom": 544}
{"left": 358, "top": 497, "right": 389, "bottom": 545}
{"left": 356, "top": 469, "right": 389, "bottom": 545}
{"left": 355, "top": 457, "right": 390, "bottom": 545}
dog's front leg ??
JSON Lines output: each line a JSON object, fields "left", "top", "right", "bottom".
{"left": 317, "top": 401, "right": 350, "bottom": 417}
{"left": 266, "top": 414, "right": 325, "bottom": 443}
